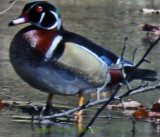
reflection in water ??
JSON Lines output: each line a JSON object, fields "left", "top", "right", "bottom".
{"left": 77, "top": 115, "right": 83, "bottom": 135}
{"left": 1, "top": 0, "right": 160, "bottom": 137}
{"left": 151, "top": 120, "right": 160, "bottom": 132}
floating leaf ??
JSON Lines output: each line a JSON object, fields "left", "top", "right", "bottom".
{"left": 0, "top": 99, "right": 3, "bottom": 111}
{"left": 151, "top": 103, "right": 160, "bottom": 112}
{"left": 133, "top": 107, "right": 149, "bottom": 119}
{"left": 140, "top": 8, "right": 160, "bottom": 14}
{"left": 139, "top": 24, "right": 160, "bottom": 32}
{"left": 107, "top": 99, "right": 141, "bottom": 110}
{"left": 148, "top": 111, "right": 160, "bottom": 118}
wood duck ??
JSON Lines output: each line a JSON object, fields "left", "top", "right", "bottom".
{"left": 8, "top": 1, "right": 157, "bottom": 114}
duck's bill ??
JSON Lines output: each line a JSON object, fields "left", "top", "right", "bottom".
{"left": 8, "top": 15, "right": 28, "bottom": 26}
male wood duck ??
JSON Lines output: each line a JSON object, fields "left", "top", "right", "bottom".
{"left": 9, "top": 1, "right": 157, "bottom": 114}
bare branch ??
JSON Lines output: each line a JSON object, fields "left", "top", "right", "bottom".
{"left": 120, "top": 37, "right": 132, "bottom": 90}
{"left": 0, "top": 0, "right": 17, "bottom": 15}
{"left": 0, "top": 92, "right": 38, "bottom": 111}
{"left": 124, "top": 36, "right": 160, "bottom": 82}
{"left": 132, "top": 48, "right": 137, "bottom": 65}
{"left": 121, "top": 37, "right": 128, "bottom": 62}
{"left": 127, "top": 82, "right": 160, "bottom": 95}
{"left": 121, "top": 37, "right": 128, "bottom": 78}
{"left": 41, "top": 82, "right": 160, "bottom": 120}
{"left": 119, "top": 82, "right": 149, "bottom": 98}
{"left": 134, "top": 36, "right": 160, "bottom": 68}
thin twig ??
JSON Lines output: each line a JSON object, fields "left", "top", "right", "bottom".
{"left": 121, "top": 37, "right": 128, "bottom": 62}
{"left": 119, "top": 37, "right": 128, "bottom": 108}
{"left": 119, "top": 82, "right": 149, "bottom": 99}
{"left": 132, "top": 48, "right": 137, "bottom": 65}
{"left": 0, "top": 0, "right": 17, "bottom": 15}
{"left": 121, "top": 37, "right": 128, "bottom": 78}
{"left": 126, "top": 82, "right": 160, "bottom": 95}
{"left": 0, "top": 92, "right": 38, "bottom": 110}
{"left": 136, "top": 35, "right": 159, "bottom": 66}
{"left": 120, "top": 37, "right": 132, "bottom": 90}
{"left": 144, "top": 58, "right": 151, "bottom": 63}
{"left": 125, "top": 36, "right": 160, "bottom": 82}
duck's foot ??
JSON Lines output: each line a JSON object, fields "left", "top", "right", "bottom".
{"left": 75, "top": 110, "right": 83, "bottom": 116}
{"left": 39, "top": 105, "right": 79, "bottom": 123}
{"left": 39, "top": 104, "right": 63, "bottom": 122}
{"left": 40, "top": 104, "right": 62, "bottom": 116}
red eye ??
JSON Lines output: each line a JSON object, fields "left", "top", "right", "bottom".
{"left": 35, "top": 6, "right": 43, "bottom": 12}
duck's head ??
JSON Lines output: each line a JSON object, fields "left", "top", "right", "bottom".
{"left": 9, "top": 1, "right": 62, "bottom": 30}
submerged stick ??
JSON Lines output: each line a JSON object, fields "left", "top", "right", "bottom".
{"left": 0, "top": 92, "right": 38, "bottom": 110}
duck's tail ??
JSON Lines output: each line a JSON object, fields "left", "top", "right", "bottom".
{"left": 124, "top": 66, "right": 158, "bottom": 81}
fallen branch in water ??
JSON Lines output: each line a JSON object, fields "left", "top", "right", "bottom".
{"left": 42, "top": 82, "right": 160, "bottom": 119}
{"left": 140, "top": 8, "right": 160, "bottom": 14}
{"left": 0, "top": 92, "right": 38, "bottom": 110}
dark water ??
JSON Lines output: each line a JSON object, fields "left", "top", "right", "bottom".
{"left": 1, "top": 0, "right": 160, "bottom": 137}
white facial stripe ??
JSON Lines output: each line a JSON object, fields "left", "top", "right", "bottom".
{"left": 45, "top": 35, "right": 63, "bottom": 59}
{"left": 57, "top": 18, "right": 61, "bottom": 29}
{"left": 39, "top": 12, "right": 45, "bottom": 23}
{"left": 47, "top": 21, "right": 58, "bottom": 30}
{"left": 35, "top": 11, "right": 59, "bottom": 30}
{"left": 31, "top": 10, "right": 60, "bottom": 30}
{"left": 47, "top": 11, "right": 59, "bottom": 29}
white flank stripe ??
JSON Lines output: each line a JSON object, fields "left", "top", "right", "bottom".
{"left": 45, "top": 35, "right": 63, "bottom": 59}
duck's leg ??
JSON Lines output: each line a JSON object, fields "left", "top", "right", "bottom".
{"left": 77, "top": 90, "right": 84, "bottom": 115}
{"left": 41, "top": 93, "right": 54, "bottom": 115}
{"left": 46, "top": 93, "right": 54, "bottom": 107}
{"left": 41, "top": 93, "right": 61, "bottom": 115}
